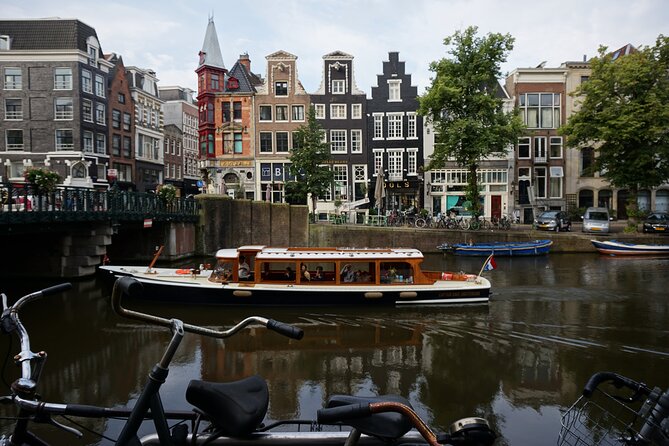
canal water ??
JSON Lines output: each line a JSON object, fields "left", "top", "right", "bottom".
{"left": 0, "top": 253, "right": 667, "bottom": 445}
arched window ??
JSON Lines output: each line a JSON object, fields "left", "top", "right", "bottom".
{"left": 72, "top": 162, "right": 87, "bottom": 178}
{"left": 578, "top": 189, "right": 594, "bottom": 209}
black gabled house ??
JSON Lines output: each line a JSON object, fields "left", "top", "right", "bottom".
{"left": 367, "top": 51, "right": 424, "bottom": 213}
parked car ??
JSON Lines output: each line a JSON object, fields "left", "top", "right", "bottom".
{"left": 582, "top": 207, "right": 612, "bottom": 233}
{"left": 534, "top": 210, "right": 571, "bottom": 232}
{"left": 642, "top": 212, "right": 669, "bottom": 233}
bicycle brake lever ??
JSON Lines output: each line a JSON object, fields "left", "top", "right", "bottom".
{"left": 34, "top": 413, "right": 83, "bottom": 438}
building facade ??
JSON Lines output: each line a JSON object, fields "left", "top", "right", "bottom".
{"left": 367, "top": 51, "right": 424, "bottom": 213}
{"left": 310, "top": 51, "right": 368, "bottom": 216}
{"left": 254, "top": 50, "right": 311, "bottom": 203}
{"left": 0, "top": 18, "right": 112, "bottom": 188}
{"left": 105, "top": 53, "right": 135, "bottom": 190}
{"left": 126, "top": 65, "right": 164, "bottom": 192}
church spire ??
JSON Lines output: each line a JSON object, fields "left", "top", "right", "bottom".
{"left": 198, "top": 16, "right": 225, "bottom": 70}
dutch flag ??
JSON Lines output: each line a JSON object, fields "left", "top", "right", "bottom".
{"left": 483, "top": 254, "right": 497, "bottom": 271}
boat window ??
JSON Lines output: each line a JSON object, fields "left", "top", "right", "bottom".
{"left": 339, "top": 262, "right": 375, "bottom": 284}
{"left": 209, "top": 259, "right": 233, "bottom": 283}
{"left": 380, "top": 262, "right": 414, "bottom": 284}
{"left": 259, "top": 261, "right": 296, "bottom": 282}
{"left": 301, "top": 262, "right": 336, "bottom": 283}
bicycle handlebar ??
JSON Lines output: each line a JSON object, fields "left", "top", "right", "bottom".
{"left": 111, "top": 276, "right": 304, "bottom": 340}
{"left": 583, "top": 371, "right": 652, "bottom": 397}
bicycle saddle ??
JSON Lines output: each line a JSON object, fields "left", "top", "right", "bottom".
{"left": 186, "top": 375, "right": 269, "bottom": 438}
{"left": 325, "top": 394, "right": 413, "bottom": 440}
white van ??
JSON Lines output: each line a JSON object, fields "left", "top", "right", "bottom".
{"left": 582, "top": 207, "right": 612, "bottom": 233}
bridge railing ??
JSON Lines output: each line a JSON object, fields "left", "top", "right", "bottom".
{"left": 0, "top": 182, "right": 198, "bottom": 224}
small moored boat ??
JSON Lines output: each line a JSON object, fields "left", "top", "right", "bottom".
{"left": 438, "top": 239, "right": 553, "bottom": 256}
{"left": 591, "top": 239, "right": 669, "bottom": 256}
{"left": 99, "top": 246, "right": 492, "bottom": 306}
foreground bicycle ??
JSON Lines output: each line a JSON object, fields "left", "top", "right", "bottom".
{"left": 559, "top": 371, "right": 669, "bottom": 445}
{"left": 0, "top": 277, "right": 496, "bottom": 446}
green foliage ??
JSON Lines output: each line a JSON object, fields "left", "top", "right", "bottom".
{"left": 561, "top": 35, "right": 669, "bottom": 207}
{"left": 289, "top": 106, "right": 335, "bottom": 213}
{"left": 418, "top": 26, "right": 525, "bottom": 217}
{"left": 284, "top": 181, "right": 308, "bottom": 205}
{"left": 24, "top": 167, "right": 61, "bottom": 193}
{"left": 157, "top": 184, "right": 177, "bottom": 203}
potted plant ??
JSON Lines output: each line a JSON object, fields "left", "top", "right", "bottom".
{"left": 156, "top": 184, "right": 177, "bottom": 208}
{"left": 24, "top": 167, "right": 60, "bottom": 194}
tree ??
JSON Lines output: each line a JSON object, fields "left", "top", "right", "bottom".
{"left": 561, "top": 35, "right": 669, "bottom": 226}
{"left": 289, "top": 106, "right": 334, "bottom": 219}
{"left": 418, "top": 26, "right": 525, "bottom": 218}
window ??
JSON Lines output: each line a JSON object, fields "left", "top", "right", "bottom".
{"left": 275, "top": 81, "right": 288, "bottom": 96}
{"left": 123, "top": 136, "right": 131, "bottom": 157}
{"left": 233, "top": 101, "right": 242, "bottom": 120}
{"left": 534, "top": 137, "right": 547, "bottom": 162}
{"left": 388, "top": 80, "right": 401, "bottom": 101}
{"left": 234, "top": 132, "right": 242, "bottom": 153}
{"left": 275, "top": 105, "right": 289, "bottom": 121}
{"left": 83, "top": 131, "right": 93, "bottom": 152}
{"left": 95, "top": 103, "right": 105, "bottom": 125}
{"left": 221, "top": 102, "right": 231, "bottom": 122}
{"left": 534, "top": 167, "right": 546, "bottom": 198}
{"left": 211, "top": 73, "right": 219, "bottom": 90}
{"left": 5, "top": 98, "right": 22, "bottom": 120}
{"left": 4, "top": 68, "right": 22, "bottom": 90}
{"left": 55, "top": 98, "right": 73, "bottom": 120}
{"left": 549, "top": 166, "right": 563, "bottom": 198}
{"left": 374, "top": 150, "right": 383, "bottom": 174}
{"left": 353, "top": 165, "right": 367, "bottom": 201}
{"left": 112, "top": 109, "right": 121, "bottom": 129}
{"left": 330, "top": 130, "right": 347, "bottom": 153}
{"left": 314, "top": 104, "right": 325, "bottom": 119}
{"left": 95, "top": 74, "right": 105, "bottom": 97}
{"left": 81, "top": 99, "right": 92, "bottom": 122}
{"left": 54, "top": 68, "right": 72, "bottom": 90}
{"left": 112, "top": 134, "right": 121, "bottom": 156}
{"left": 388, "top": 150, "right": 403, "bottom": 180}
{"left": 260, "top": 132, "right": 273, "bottom": 153}
{"left": 331, "top": 104, "right": 346, "bottom": 119}
{"left": 88, "top": 44, "right": 98, "bottom": 65}
{"left": 520, "top": 93, "right": 560, "bottom": 129}
{"left": 373, "top": 114, "right": 383, "bottom": 139}
{"left": 123, "top": 112, "right": 131, "bottom": 131}
{"left": 333, "top": 165, "right": 348, "bottom": 200}
{"left": 276, "top": 132, "right": 289, "bottom": 152}
{"left": 332, "top": 79, "right": 345, "bottom": 94}
{"left": 81, "top": 70, "right": 92, "bottom": 94}
{"left": 259, "top": 105, "right": 272, "bottom": 121}
{"left": 291, "top": 105, "right": 305, "bottom": 121}
{"left": 95, "top": 133, "right": 106, "bottom": 154}
{"left": 292, "top": 131, "right": 301, "bottom": 150}
{"left": 387, "top": 113, "right": 403, "bottom": 139}
{"left": 407, "top": 113, "right": 417, "bottom": 138}
{"left": 581, "top": 147, "right": 595, "bottom": 177}
{"left": 351, "top": 130, "right": 362, "bottom": 153}
{"left": 55, "top": 129, "right": 74, "bottom": 150}
{"left": 518, "top": 137, "right": 530, "bottom": 158}
{"left": 118, "top": 92, "right": 125, "bottom": 104}
{"left": 6, "top": 129, "right": 23, "bottom": 150}
{"left": 550, "top": 136, "right": 563, "bottom": 159}
{"left": 407, "top": 149, "right": 417, "bottom": 175}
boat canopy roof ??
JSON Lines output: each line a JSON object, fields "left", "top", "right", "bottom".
{"left": 215, "top": 247, "right": 424, "bottom": 261}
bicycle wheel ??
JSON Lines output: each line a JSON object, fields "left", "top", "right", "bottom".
{"left": 415, "top": 218, "right": 426, "bottom": 228}
{"left": 468, "top": 220, "right": 481, "bottom": 230}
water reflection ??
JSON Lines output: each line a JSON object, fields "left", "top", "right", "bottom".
{"left": 0, "top": 253, "right": 667, "bottom": 445}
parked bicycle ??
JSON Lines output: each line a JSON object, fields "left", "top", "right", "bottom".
{"left": 0, "top": 278, "right": 496, "bottom": 446}
{"left": 559, "top": 371, "right": 669, "bottom": 445}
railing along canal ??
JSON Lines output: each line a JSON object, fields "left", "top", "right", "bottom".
{"left": 0, "top": 182, "right": 198, "bottom": 225}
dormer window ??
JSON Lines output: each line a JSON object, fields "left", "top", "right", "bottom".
{"left": 0, "top": 35, "right": 10, "bottom": 50}
{"left": 227, "top": 77, "right": 239, "bottom": 90}
{"left": 86, "top": 36, "right": 100, "bottom": 67}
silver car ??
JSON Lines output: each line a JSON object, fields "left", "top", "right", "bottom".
{"left": 582, "top": 207, "right": 611, "bottom": 233}
{"left": 534, "top": 210, "right": 571, "bottom": 232}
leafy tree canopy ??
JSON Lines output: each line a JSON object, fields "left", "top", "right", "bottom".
{"left": 561, "top": 35, "right": 669, "bottom": 194}
{"left": 289, "top": 106, "right": 334, "bottom": 214}
{"left": 418, "top": 26, "right": 525, "bottom": 216}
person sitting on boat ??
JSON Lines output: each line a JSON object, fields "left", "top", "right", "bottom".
{"left": 313, "top": 266, "right": 325, "bottom": 281}
{"left": 285, "top": 266, "right": 295, "bottom": 280}
{"left": 238, "top": 256, "right": 251, "bottom": 280}
{"left": 300, "top": 264, "right": 311, "bottom": 282}
{"left": 340, "top": 264, "right": 355, "bottom": 283}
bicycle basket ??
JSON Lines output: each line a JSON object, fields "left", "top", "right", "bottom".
{"left": 558, "top": 388, "right": 663, "bottom": 446}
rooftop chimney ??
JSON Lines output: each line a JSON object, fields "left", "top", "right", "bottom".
{"left": 239, "top": 52, "right": 251, "bottom": 72}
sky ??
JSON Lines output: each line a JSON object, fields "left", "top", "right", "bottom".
{"left": 4, "top": 0, "right": 668, "bottom": 95}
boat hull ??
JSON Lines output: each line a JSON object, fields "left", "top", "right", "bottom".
{"left": 99, "top": 266, "right": 491, "bottom": 306}
{"left": 440, "top": 240, "right": 553, "bottom": 256}
{"left": 591, "top": 240, "right": 669, "bottom": 256}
